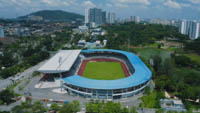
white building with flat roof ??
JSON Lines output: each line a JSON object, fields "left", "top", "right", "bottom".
{"left": 38, "top": 50, "right": 81, "bottom": 73}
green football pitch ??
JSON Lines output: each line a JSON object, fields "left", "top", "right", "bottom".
{"left": 82, "top": 62, "right": 125, "bottom": 80}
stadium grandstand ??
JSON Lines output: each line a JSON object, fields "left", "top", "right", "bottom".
{"left": 38, "top": 49, "right": 152, "bottom": 99}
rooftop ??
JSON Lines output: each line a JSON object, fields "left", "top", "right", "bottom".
{"left": 173, "top": 100, "right": 183, "bottom": 105}
{"left": 38, "top": 50, "right": 81, "bottom": 73}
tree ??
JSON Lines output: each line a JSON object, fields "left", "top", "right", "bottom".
{"left": 86, "top": 101, "right": 123, "bottom": 113}
{"left": 167, "top": 111, "right": 178, "bottom": 113}
{"left": 153, "top": 55, "right": 162, "bottom": 75}
{"left": 121, "top": 107, "right": 129, "bottom": 113}
{"left": 144, "top": 86, "right": 151, "bottom": 95}
{"left": 31, "top": 101, "right": 47, "bottom": 113}
{"left": 158, "top": 44, "right": 162, "bottom": 49}
{"left": 50, "top": 103, "right": 61, "bottom": 111}
{"left": 12, "top": 100, "right": 46, "bottom": 113}
{"left": 104, "top": 101, "right": 121, "bottom": 113}
{"left": 130, "top": 107, "right": 138, "bottom": 113}
{"left": 174, "top": 55, "right": 191, "bottom": 67}
{"left": 72, "top": 100, "right": 80, "bottom": 113}
{"left": 155, "top": 108, "right": 164, "bottom": 113}
{"left": 163, "top": 58, "right": 173, "bottom": 76}
{"left": 0, "top": 67, "right": 17, "bottom": 78}
{"left": 0, "top": 111, "right": 10, "bottom": 113}
{"left": 0, "top": 52, "right": 17, "bottom": 67}
{"left": 185, "top": 39, "right": 200, "bottom": 55}
{"left": 155, "top": 75, "right": 168, "bottom": 91}
{"left": 0, "top": 89, "right": 15, "bottom": 105}
{"left": 59, "top": 100, "right": 80, "bottom": 113}
{"left": 59, "top": 104, "right": 74, "bottom": 113}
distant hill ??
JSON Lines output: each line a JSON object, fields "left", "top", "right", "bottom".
{"left": 18, "top": 10, "right": 84, "bottom": 21}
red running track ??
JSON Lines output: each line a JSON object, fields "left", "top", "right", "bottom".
{"left": 77, "top": 58, "right": 131, "bottom": 77}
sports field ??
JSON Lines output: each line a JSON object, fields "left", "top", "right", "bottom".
{"left": 83, "top": 62, "right": 125, "bottom": 80}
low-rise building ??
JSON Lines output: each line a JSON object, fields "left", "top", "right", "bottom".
{"left": 95, "top": 40, "right": 101, "bottom": 48}
{"left": 77, "top": 40, "right": 104, "bottom": 48}
{"left": 160, "top": 99, "right": 187, "bottom": 112}
{"left": 78, "top": 40, "right": 86, "bottom": 47}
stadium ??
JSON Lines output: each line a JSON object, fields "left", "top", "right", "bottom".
{"left": 38, "top": 49, "right": 152, "bottom": 99}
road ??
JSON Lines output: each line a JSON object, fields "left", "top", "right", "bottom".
{"left": 0, "top": 79, "right": 12, "bottom": 91}
{"left": 0, "top": 61, "right": 46, "bottom": 91}
{"left": 0, "top": 61, "right": 46, "bottom": 111}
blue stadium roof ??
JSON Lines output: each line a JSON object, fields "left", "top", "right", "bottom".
{"left": 63, "top": 49, "right": 152, "bottom": 90}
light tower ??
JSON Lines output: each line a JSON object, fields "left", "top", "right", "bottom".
{"left": 58, "top": 56, "right": 63, "bottom": 91}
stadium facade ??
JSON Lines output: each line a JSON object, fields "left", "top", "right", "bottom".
{"left": 38, "top": 49, "right": 152, "bottom": 99}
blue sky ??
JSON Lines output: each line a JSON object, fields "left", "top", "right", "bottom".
{"left": 0, "top": 0, "right": 200, "bottom": 20}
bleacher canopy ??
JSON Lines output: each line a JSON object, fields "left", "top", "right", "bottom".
{"left": 63, "top": 49, "right": 152, "bottom": 90}
{"left": 38, "top": 50, "right": 81, "bottom": 73}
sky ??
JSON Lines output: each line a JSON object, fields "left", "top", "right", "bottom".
{"left": 0, "top": 0, "right": 200, "bottom": 20}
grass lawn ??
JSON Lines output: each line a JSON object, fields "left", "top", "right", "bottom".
{"left": 184, "top": 53, "right": 200, "bottom": 64}
{"left": 145, "top": 43, "right": 159, "bottom": 48}
{"left": 166, "top": 47, "right": 184, "bottom": 53}
{"left": 131, "top": 48, "right": 171, "bottom": 62}
{"left": 83, "top": 62, "right": 125, "bottom": 80}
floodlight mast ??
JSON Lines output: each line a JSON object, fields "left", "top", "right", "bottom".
{"left": 59, "top": 56, "right": 63, "bottom": 92}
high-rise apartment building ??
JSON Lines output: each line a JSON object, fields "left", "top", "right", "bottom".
{"left": 88, "top": 8, "right": 106, "bottom": 25}
{"left": 179, "top": 20, "right": 187, "bottom": 35}
{"left": 178, "top": 20, "right": 200, "bottom": 39}
{"left": 189, "top": 21, "right": 199, "bottom": 40}
{"left": 102, "top": 11, "right": 106, "bottom": 24}
{"left": 134, "top": 16, "right": 140, "bottom": 23}
{"left": 108, "top": 12, "right": 115, "bottom": 24}
{"left": 85, "top": 8, "right": 89, "bottom": 24}
{"left": 185, "top": 21, "right": 192, "bottom": 35}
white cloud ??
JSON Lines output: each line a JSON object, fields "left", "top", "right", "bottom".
{"left": 20, "top": 0, "right": 32, "bottom": 4}
{"left": 181, "top": 3, "right": 191, "bottom": 7}
{"left": 115, "top": 0, "right": 150, "bottom": 5}
{"left": 115, "top": 3, "right": 129, "bottom": 8}
{"left": 82, "top": 1, "right": 96, "bottom": 8}
{"left": 106, "top": 3, "right": 113, "bottom": 7}
{"left": 1, "top": 0, "right": 32, "bottom": 6}
{"left": 188, "top": 0, "right": 200, "bottom": 4}
{"left": 41, "top": 0, "right": 55, "bottom": 6}
{"left": 63, "top": 1, "right": 69, "bottom": 6}
{"left": 164, "top": 0, "right": 181, "bottom": 9}
{"left": 41, "top": 0, "right": 69, "bottom": 7}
